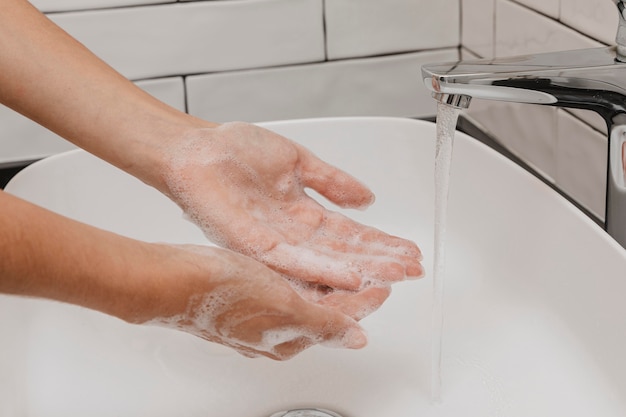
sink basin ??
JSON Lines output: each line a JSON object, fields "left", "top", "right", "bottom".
{"left": 2, "top": 117, "right": 626, "bottom": 416}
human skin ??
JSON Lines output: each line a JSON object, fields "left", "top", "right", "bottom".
{"left": 0, "top": 190, "right": 389, "bottom": 359}
{"left": 0, "top": 0, "right": 423, "bottom": 359}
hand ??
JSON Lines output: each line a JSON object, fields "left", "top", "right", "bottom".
{"left": 139, "top": 245, "right": 390, "bottom": 360}
{"left": 0, "top": 190, "right": 386, "bottom": 361}
{"left": 161, "top": 122, "right": 424, "bottom": 291}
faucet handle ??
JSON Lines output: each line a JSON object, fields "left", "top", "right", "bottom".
{"left": 615, "top": 0, "right": 626, "bottom": 60}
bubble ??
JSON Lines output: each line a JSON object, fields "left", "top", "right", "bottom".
{"left": 260, "top": 327, "right": 315, "bottom": 347}
{"left": 321, "top": 325, "right": 368, "bottom": 349}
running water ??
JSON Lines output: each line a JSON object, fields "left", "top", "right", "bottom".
{"left": 431, "top": 102, "right": 461, "bottom": 403}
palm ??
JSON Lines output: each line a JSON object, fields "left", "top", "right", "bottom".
{"left": 165, "top": 122, "right": 423, "bottom": 291}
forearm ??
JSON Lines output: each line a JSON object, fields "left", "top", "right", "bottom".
{"left": 0, "top": 0, "right": 215, "bottom": 188}
{"left": 0, "top": 189, "right": 372, "bottom": 359}
{"left": 0, "top": 189, "right": 177, "bottom": 322}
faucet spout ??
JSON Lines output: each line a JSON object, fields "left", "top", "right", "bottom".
{"left": 422, "top": 47, "right": 626, "bottom": 111}
{"left": 422, "top": 46, "right": 626, "bottom": 247}
{"left": 431, "top": 92, "right": 471, "bottom": 109}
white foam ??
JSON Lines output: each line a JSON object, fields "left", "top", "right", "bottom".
{"left": 162, "top": 123, "right": 421, "bottom": 291}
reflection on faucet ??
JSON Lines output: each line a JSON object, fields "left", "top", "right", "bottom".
{"left": 422, "top": 1, "right": 626, "bottom": 249}
{"left": 623, "top": 142, "right": 626, "bottom": 184}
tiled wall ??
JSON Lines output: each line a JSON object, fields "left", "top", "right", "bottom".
{"left": 0, "top": 0, "right": 459, "bottom": 166}
{"left": 3, "top": 0, "right": 617, "bottom": 222}
{"left": 462, "top": 0, "right": 619, "bottom": 221}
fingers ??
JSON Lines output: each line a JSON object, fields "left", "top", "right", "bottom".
{"left": 253, "top": 304, "right": 369, "bottom": 361}
{"left": 311, "top": 309, "right": 369, "bottom": 350}
{"left": 291, "top": 279, "right": 392, "bottom": 321}
{"left": 319, "top": 211, "right": 423, "bottom": 263}
{"left": 256, "top": 183, "right": 423, "bottom": 290}
{"left": 268, "top": 322, "right": 368, "bottom": 360}
{"left": 309, "top": 211, "right": 424, "bottom": 282}
{"left": 317, "top": 285, "right": 392, "bottom": 321}
{"left": 265, "top": 233, "right": 423, "bottom": 291}
{"left": 277, "top": 294, "right": 371, "bottom": 358}
{"left": 264, "top": 243, "right": 363, "bottom": 290}
{"left": 297, "top": 145, "right": 375, "bottom": 210}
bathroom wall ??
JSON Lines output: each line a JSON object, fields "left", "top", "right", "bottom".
{"left": 0, "top": 0, "right": 459, "bottom": 167}
{"left": 462, "top": 0, "right": 619, "bottom": 221}
{"left": 2, "top": 0, "right": 615, "bottom": 223}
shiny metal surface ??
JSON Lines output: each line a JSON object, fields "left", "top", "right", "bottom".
{"left": 423, "top": 47, "right": 623, "bottom": 106}
{"left": 269, "top": 409, "right": 344, "bottom": 417}
{"left": 431, "top": 92, "right": 471, "bottom": 109}
{"left": 422, "top": 1, "right": 626, "bottom": 247}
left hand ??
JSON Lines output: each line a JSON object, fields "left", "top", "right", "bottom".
{"left": 160, "top": 122, "right": 423, "bottom": 291}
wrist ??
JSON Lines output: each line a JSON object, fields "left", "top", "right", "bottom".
{"left": 111, "top": 243, "right": 223, "bottom": 325}
{"left": 129, "top": 121, "right": 221, "bottom": 196}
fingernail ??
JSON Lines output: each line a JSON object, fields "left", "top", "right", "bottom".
{"left": 407, "top": 263, "right": 426, "bottom": 280}
{"left": 342, "top": 326, "right": 368, "bottom": 349}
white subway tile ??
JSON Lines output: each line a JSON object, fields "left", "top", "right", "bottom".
{"left": 513, "top": 0, "right": 560, "bottom": 19}
{"left": 325, "top": 0, "right": 459, "bottom": 60}
{"left": 135, "top": 77, "right": 186, "bottom": 113}
{"left": 50, "top": 0, "right": 325, "bottom": 80}
{"left": 0, "top": 106, "right": 76, "bottom": 166}
{"left": 0, "top": 77, "right": 185, "bottom": 167}
{"left": 462, "top": 0, "right": 495, "bottom": 58}
{"left": 466, "top": 100, "right": 559, "bottom": 181}
{"left": 556, "top": 109, "right": 607, "bottom": 219}
{"left": 469, "top": 101, "right": 608, "bottom": 223}
{"left": 566, "top": 109, "right": 607, "bottom": 136}
{"left": 496, "top": 0, "right": 601, "bottom": 56}
{"left": 460, "top": 47, "right": 481, "bottom": 60}
{"left": 0, "top": 77, "right": 184, "bottom": 166}
{"left": 560, "top": 0, "right": 618, "bottom": 45}
{"left": 33, "top": 0, "right": 172, "bottom": 13}
{"left": 186, "top": 49, "right": 459, "bottom": 123}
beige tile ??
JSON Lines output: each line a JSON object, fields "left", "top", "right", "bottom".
{"left": 135, "top": 77, "right": 186, "bottom": 113}
{"left": 560, "top": 0, "right": 618, "bottom": 45}
{"left": 565, "top": 109, "right": 607, "bottom": 136}
{"left": 186, "top": 49, "right": 459, "bottom": 123}
{"left": 50, "top": 0, "right": 325, "bottom": 80}
{"left": 466, "top": 100, "right": 559, "bottom": 181}
{"left": 460, "top": 48, "right": 481, "bottom": 60}
{"left": 556, "top": 109, "right": 607, "bottom": 220}
{"left": 325, "top": 0, "right": 459, "bottom": 60}
{"left": 462, "top": 0, "right": 495, "bottom": 58}
{"left": 0, "top": 106, "right": 75, "bottom": 166}
{"left": 513, "top": 0, "right": 560, "bottom": 19}
{"left": 0, "top": 77, "right": 183, "bottom": 166}
{"left": 496, "top": 0, "right": 601, "bottom": 56}
{"left": 33, "top": 0, "right": 171, "bottom": 13}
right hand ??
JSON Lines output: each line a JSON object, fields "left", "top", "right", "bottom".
{"left": 136, "top": 244, "right": 390, "bottom": 361}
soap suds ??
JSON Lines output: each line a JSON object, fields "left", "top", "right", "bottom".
{"left": 162, "top": 122, "right": 422, "bottom": 293}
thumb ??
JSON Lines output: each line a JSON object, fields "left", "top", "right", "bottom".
{"left": 307, "top": 303, "right": 369, "bottom": 349}
{"left": 269, "top": 297, "right": 369, "bottom": 360}
{"left": 323, "top": 319, "right": 369, "bottom": 349}
{"left": 297, "top": 145, "right": 375, "bottom": 210}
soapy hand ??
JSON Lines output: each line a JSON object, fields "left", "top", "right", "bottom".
{"left": 143, "top": 245, "right": 390, "bottom": 360}
{"left": 162, "top": 122, "right": 424, "bottom": 291}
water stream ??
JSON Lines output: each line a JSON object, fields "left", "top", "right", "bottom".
{"left": 431, "top": 102, "right": 461, "bottom": 403}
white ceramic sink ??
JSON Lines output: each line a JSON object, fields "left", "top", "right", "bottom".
{"left": 2, "top": 117, "right": 626, "bottom": 416}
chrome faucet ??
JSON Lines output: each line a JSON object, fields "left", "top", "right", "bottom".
{"left": 422, "top": 0, "right": 626, "bottom": 248}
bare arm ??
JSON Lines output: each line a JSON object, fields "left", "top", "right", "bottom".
{"left": 0, "top": 190, "right": 376, "bottom": 360}
{"left": 0, "top": 0, "right": 212, "bottom": 185}
{"left": 0, "top": 0, "right": 423, "bottom": 358}
{"left": 0, "top": 0, "right": 423, "bottom": 286}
